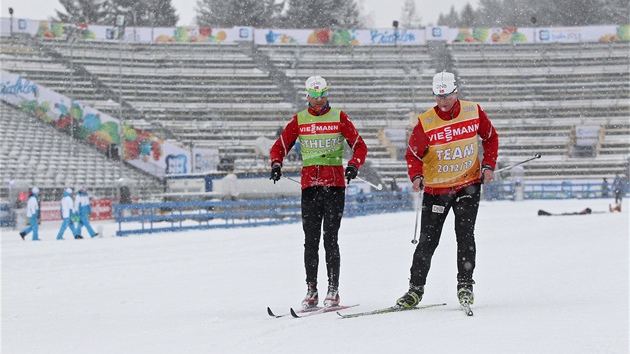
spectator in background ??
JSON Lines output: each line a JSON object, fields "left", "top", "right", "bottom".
{"left": 612, "top": 174, "right": 624, "bottom": 204}
{"left": 601, "top": 178, "right": 610, "bottom": 197}
{"left": 269, "top": 75, "right": 368, "bottom": 310}
{"left": 74, "top": 185, "right": 98, "bottom": 238}
{"left": 120, "top": 186, "right": 132, "bottom": 204}
{"left": 390, "top": 177, "right": 401, "bottom": 192}
{"left": 19, "top": 187, "right": 40, "bottom": 241}
{"left": 57, "top": 187, "right": 77, "bottom": 240}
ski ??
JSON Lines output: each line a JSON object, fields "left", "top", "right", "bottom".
{"left": 290, "top": 304, "right": 359, "bottom": 318}
{"left": 337, "top": 302, "right": 447, "bottom": 319}
{"left": 267, "top": 307, "right": 289, "bottom": 318}
{"left": 460, "top": 300, "right": 474, "bottom": 316}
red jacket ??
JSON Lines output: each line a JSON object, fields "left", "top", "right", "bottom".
{"left": 406, "top": 100, "right": 499, "bottom": 195}
{"left": 270, "top": 105, "right": 368, "bottom": 189}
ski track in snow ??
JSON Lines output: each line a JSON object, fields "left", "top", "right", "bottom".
{"left": 2, "top": 198, "right": 628, "bottom": 353}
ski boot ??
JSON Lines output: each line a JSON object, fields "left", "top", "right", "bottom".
{"left": 457, "top": 281, "right": 475, "bottom": 305}
{"left": 301, "top": 282, "right": 318, "bottom": 310}
{"left": 396, "top": 284, "right": 424, "bottom": 308}
{"left": 323, "top": 285, "right": 340, "bottom": 308}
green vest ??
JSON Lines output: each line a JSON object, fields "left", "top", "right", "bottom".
{"left": 297, "top": 108, "right": 344, "bottom": 167}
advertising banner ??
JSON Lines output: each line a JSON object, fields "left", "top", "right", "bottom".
{"left": 91, "top": 198, "right": 115, "bottom": 220}
{"left": 39, "top": 199, "right": 114, "bottom": 221}
{"left": 40, "top": 201, "right": 61, "bottom": 222}
{"left": 0, "top": 18, "right": 627, "bottom": 45}
{"left": 0, "top": 17, "right": 253, "bottom": 44}
{"left": 0, "top": 70, "right": 191, "bottom": 177}
{"left": 193, "top": 147, "right": 220, "bottom": 173}
{"left": 535, "top": 25, "right": 623, "bottom": 43}
{"left": 255, "top": 28, "right": 426, "bottom": 45}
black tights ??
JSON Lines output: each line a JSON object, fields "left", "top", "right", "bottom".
{"left": 409, "top": 184, "right": 481, "bottom": 286}
{"left": 301, "top": 186, "right": 345, "bottom": 287}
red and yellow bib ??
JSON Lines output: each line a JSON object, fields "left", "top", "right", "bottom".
{"left": 418, "top": 101, "right": 481, "bottom": 189}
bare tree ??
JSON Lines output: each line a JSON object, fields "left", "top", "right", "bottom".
{"left": 400, "top": 0, "right": 422, "bottom": 28}
{"left": 101, "top": 0, "right": 178, "bottom": 27}
{"left": 281, "top": 0, "right": 362, "bottom": 29}
{"left": 55, "top": 0, "right": 108, "bottom": 25}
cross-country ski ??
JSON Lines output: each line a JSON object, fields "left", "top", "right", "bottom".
{"left": 337, "top": 303, "right": 447, "bottom": 318}
{"left": 290, "top": 304, "right": 359, "bottom": 318}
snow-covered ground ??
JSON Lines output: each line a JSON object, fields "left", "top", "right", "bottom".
{"left": 2, "top": 198, "right": 628, "bottom": 353}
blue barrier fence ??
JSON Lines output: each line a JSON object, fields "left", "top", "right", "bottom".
{"left": 483, "top": 181, "right": 628, "bottom": 200}
{"left": 3, "top": 181, "right": 625, "bottom": 235}
{"left": 113, "top": 191, "right": 413, "bottom": 236}
{"left": 0, "top": 203, "right": 16, "bottom": 227}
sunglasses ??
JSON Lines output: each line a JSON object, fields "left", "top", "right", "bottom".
{"left": 306, "top": 89, "right": 329, "bottom": 99}
{"left": 433, "top": 89, "right": 457, "bottom": 99}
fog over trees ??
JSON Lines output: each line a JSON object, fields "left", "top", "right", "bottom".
{"left": 55, "top": 0, "right": 628, "bottom": 28}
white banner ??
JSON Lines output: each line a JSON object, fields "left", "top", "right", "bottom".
{"left": 193, "top": 147, "right": 220, "bottom": 173}
{"left": 0, "top": 70, "right": 191, "bottom": 177}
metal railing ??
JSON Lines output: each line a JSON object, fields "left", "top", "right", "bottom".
{"left": 483, "top": 181, "right": 628, "bottom": 200}
{"left": 113, "top": 191, "right": 413, "bottom": 236}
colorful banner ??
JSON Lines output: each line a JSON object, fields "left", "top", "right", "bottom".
{"left": 451, "top": 27, "right": 533, "bottom": 43}
{"left": 255, "top": 28, "right": 426, "bottom": 45}
{"left": 0, "top": 70, "right": 191, "bottom": 177}
{"left": 0, "top": 18, "right": 627, "bottom": 44}
{"left": 0, "top": 18, "right": 253, "bottom": 44}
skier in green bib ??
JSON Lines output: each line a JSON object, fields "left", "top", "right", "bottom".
{"left": 270, "top": 76, "right": 368, "bottom": 309}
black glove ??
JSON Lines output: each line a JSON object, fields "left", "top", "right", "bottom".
{"left": 412, "top": 174, "right": 425, "bottom": 190}
{"left": 270, "top": 164, "right": 282, "bottom": 183}
{"left": 345, "top": 165, "right": 358, "bottom": 184}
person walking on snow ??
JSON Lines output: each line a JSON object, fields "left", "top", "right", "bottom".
{"left": 57, "top": 188, "right": 77, "bottom": 240}
{"left": 270, "top": 76, "right": 368, "bottom": 309}
{"left": 19, "top": 187, "right": 40, "bottom": 241}
{"left": 612, "top": 174, "right": 624, "bottom": 205}
{"left": 74, "top": 185, "right": 98, "bottom": 238}
{"left": 397, "top": 71, "right": 499, "bottom": 309}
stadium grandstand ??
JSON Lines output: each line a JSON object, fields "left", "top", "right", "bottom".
{"left": 1, "top": 25, "right": 628, "bottom": 201}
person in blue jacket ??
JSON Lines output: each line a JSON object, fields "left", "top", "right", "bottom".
{"left": 74, "top": 185, "right": 98, "bottom": 238}
{"left": 19, "top": 187, "right": 40, "bottom": 241}
{"left": 57, "top": 187, "right": 77, "bottom": 240}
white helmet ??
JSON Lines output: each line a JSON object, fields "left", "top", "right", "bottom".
{"left": 66, "top": 187, "right": 73, "bottom": 194}
{"left": 305, "top": 76, "right": 328, "bottom": 94}
{"left": 432, "top": 71, "right": 457, "bottom": 96}
{"left": 32, "top": 187, "right": 40, "bottom": 194}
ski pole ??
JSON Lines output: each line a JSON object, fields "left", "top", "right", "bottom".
{"left": 495, "top": 153, "right": 542, "bottom": 173}
{"left": 283, "top": 176, "right": 301, "bottom": 185}
{"left": 411, "top": 192, "right": 422, "bottom": 244}
{"left": 355, "top": 176, "right": 383, "bottom": 191}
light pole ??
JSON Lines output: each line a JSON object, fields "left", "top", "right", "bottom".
{"left": 149, "top": 11, "right": 154, "bottom": 43}
{"left": 8, "top": 7, "right": 13, "bottom": 37}
{"left": 116, "top": 14, "right": 125, "bottom": 181}
{"left": 67, "top": 25, "right": 77, "bottom": 158}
